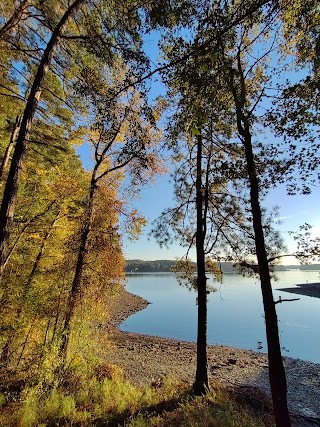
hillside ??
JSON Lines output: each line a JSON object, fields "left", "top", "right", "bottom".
{"left": 125, "top": 259, "right": 320, "bottom": 273}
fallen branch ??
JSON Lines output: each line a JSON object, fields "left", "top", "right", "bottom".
{"left": 274, "top": 296, "right": 300, "bottom": 304}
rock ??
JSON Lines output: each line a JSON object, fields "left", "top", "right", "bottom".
{"left": 211, "top": 365, "right": 221, "bottom": 370}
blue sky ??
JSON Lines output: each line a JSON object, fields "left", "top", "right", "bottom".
{"left": 78, "top": 27, "right": 320, "bottom": 264}
{"left": 128, "top": 36, "right": 319, "bottom": 263}
{"left": 78, "top": 139, "right": 320, "bottom": 263}
{"left": 121, "top": 173, "right": 320, "bottom": 263}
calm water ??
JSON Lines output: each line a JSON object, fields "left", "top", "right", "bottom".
{"left": 120, "top": 271, "right": 320, "bottom": 363}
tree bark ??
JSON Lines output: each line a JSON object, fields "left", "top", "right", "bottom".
{"left": 194, "top": 133, "right": 209, "bottom": 395}
{"left": 0, "top": 0, "right": 86, "bottom": 282}
{"left": 242, "top": 126, "right": 291, "bottom": 427}
{"left": 0, "top": 0, "right": 31, "bottom": 39}
{"left": 227, "top": 51, "right": 291, "bottom": 426}
{"left": 59, "top": 173, "right": 96, "bottom": 360}
{"left": 0, "top": 115, "right": 21, "bottom": 180}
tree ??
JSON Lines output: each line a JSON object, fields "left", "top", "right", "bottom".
{"left": 0, "top": 0, "right": 173, "bottom": 380}
{"left": 226, "top": 47, "right": 291, "bottom": 426}
{"left": 0, "top": 140, "right": 88, "bottom": 371}
{"left": 0, "top": 0, "right": 32, "bottom": 40}
{"left": 264, "top": 0, "right": 320, "bottom": 196}
{"left": 0, "top": 0, "right": 87, "bottom": 280}
{"left": 59, "top": 56, "right": 164, "bottom": 360}
{"left": 153, "top": 47, "right": 252, "bottom": 393}
{"left": 157, "top": 3, "right": 296, "bottom": 424}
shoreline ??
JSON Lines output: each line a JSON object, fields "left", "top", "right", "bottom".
{"left": 105, "top": 285, "right": 320, "bottom": 426}
{"left": 279, "top": 282, "right": 320, "bottom": 299}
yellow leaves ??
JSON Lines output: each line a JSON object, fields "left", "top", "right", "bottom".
{"left": 127, "top": 209, "right": 147, "bottom": 241}
{"left": 116, "top": 132, "right": 125, "bottom": 143}
{"left": 35, "top": 167, "right": 46, "bottom": 176}
{"left": 153, "top": 109, "right": 161, "bottom": 122}
{"left": 88, "top": 128, "right": 101, "bottom": 144}
{"left": 69, "top": 126, "right": 88, "bottom": 147}
{"left": 190, "top": 126, "right": 201, "bottom": 136}
{"left": 27, "top": 233, "right": 42, "bottom": 240}
{"left": 205, "top": 257, "right": 223, "bottom": 283}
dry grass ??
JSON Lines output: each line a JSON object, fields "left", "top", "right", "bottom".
{"left": 0, "top": 362, "right": 274, "bottom": 427}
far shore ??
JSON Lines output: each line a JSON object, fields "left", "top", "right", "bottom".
{"left": 104, "top": 285, "right": 320, "bottom": 426}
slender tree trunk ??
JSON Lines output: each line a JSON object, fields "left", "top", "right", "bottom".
{"left": 0, "top": 0, "right": 86, "bottom": 282}
{"left": 0, "top": 0, "right": 31, "bottom": 39}
{"left": 42, "top": 318, "right": 51, "bottom": 352}
{"left": 0, "top": 115, "right": 21, "bottom": 180}
{"left": 229, "top": 52, "right": 291, "bottom": 427}
{"left": 194, "top": 134, "right": 209, "bottom": 395}
{"left": 0, "top": 210, "right": 60, "bottom": 366}
{"left": 51, "top": 292, "right": 63, "bottom": 343}
{"left": 0, "top": 337, "right": 11, "bottom": 365}
{"left": 15, "top": 316, "right": 36, "bottom": 370}
{"left": 24, "top": 210, "right": 60, "bottom": 291}
{"left": 59, "top": 175, "right": 96, "bottom": 360}
{"left": 242, "top": 127, "right": 291, "bottom": 427}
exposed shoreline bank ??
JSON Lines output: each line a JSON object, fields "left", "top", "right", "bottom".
{"left": 104, "top": 285, "right": 320, "bottom": 426}
{"left": 279, "top": 282, "right": 320, "bottom": 299}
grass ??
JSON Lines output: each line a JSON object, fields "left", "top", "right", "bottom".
{"left": 0, "top": 362, "right": 274, "bottom": 427}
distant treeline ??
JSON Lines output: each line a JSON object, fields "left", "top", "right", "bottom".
{"left": 125, "top": 259, "right": 320, "bottom": 273}
{"left": 125, "top": 259, "right": 181, "bottom": 272}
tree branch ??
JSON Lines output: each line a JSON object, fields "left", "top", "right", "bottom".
{"left": 274, "top": 296, "right": 300, "bottom": 304}
{"left": 110, "top": 0, "right": 275, "bottom": 100}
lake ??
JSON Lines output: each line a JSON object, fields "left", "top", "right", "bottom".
{"left": 120, "top": 270, "right": 320, "bottom": 363}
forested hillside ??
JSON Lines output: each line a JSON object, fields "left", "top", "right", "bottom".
{"left": 125, "top": 260, "right": 320, "bottom": 273}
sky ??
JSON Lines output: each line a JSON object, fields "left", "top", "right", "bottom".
{"left": 78, "top": 25, "right": 320, "bottom": 265}
{"left": 121, "top": 173, "right": 320, "bottom": 264}
{"left": 79, "top": 139, "right": 320, "bottom": 264}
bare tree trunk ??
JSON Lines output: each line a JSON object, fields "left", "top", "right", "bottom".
{"left": 194, "top": 134, "right": 209, "bottom": 395}
{"left": 51, "top": 291, "right": 63, "bottom": 343}
{"left": 0, "top": 0, "right": 86, "bottom": 282}
{"left": 15, "top": 316, "right": 36, "bottom": 370}
{"left": 42, "top": 318, "right": 51, "bottom": 352}
{"left": 0, "top": 115, "right": 21, "bottom": 180}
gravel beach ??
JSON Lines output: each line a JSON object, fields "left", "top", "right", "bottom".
{"left": 104, "top": 286, "right": 320, "bottom": 426}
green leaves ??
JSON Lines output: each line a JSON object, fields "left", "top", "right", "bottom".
{"left": 190, "top": 126, "right": 201, "bottom": 136}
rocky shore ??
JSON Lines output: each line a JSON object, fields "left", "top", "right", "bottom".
{"left": 104, "top": 286, "right": 320, "bottom": 427}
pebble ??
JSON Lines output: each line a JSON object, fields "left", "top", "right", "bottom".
{"left": 103, "top": 286, "right": 320, "bottom": 427}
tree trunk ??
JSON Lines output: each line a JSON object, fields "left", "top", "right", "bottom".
{"left": 0, "top": 115, "right": 21, "bottom": 180}
{"left": 194, "top": 134, "right": 209, "bottom": 395}
{"left": 15, "top": 316, "right": 36, "bottom": 370}
{"left": 0, "top": 0, "right": 31, "bottom": 39}
{"left": 229, "top": 52, "right": 291, "bottom": 427}
{"left": 1, "top": 201, "right": 57, "bottom": 275}
{"left": 59, "top": 175, "right": 96, "bottom": 361}
{"left": 0, "top": 210, "right": 60, "bottom": 366}
{"left": 0, "top": 0, "right": 86, "bottom": 282}
{"left": 242, "top": 127, "right": 291, "bottom": 427}
{"left": 23, "top": 210, "right": 61, "bottom": 292}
